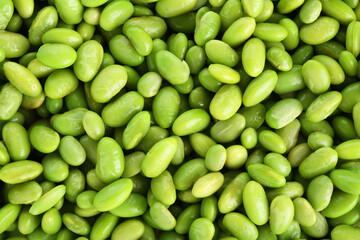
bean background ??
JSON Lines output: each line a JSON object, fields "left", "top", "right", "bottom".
{"left": 1, "top": 0, "right": 360, "bottom": 239}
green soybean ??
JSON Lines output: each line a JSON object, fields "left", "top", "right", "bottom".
{"left": 141, "top": 137, "right": 178, "bottom": 178}
{"left": 242, "top": 38, "right": 266, "bottom": 77}
{"left": 37, "top": 43, "right": 77, "bottom": 69}
{"left": 302, "top": 60, "right": 331, "bottom": 94}
{"left": 0, "top": 31, "right": 30, "bottom": 58}
{"left": 99, "top": 0, "right": 133, "bottom": 31}
{"left": 209, "top": 84, "right": 242, "bottom": 120}
{"left": 73, "top": 40, "right": 103, "bottom": 82}
{"left": 223, "top": 212, "right": 258, "bottom": 240}
{"left": 96, "top": 137, "right": 124, "bottom": 183}
{"left": 243, "top": 181, "right": 269, "bottom": 225}
{"left": 269, "top": 195, "right": 295, "bottom": 235}
{"left": 4, "top": 61, "right": 42, "bottom": 97}
{"left": 93, "top": 178, "right": 133, "bottom": 212}
{"left": 0, "top": 204, "right": 21, "bottom": 235}
{"left": 29, "top": 185, "right": 66, "bottom": 215}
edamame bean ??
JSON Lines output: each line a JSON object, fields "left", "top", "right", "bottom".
{"left": 248, "top": 163, "right": 286, "bottom": 188}
{"left": 346, "top": 20, "right": 360, "bottom": 58}
{"left": 102, "top": 91, "right": 144, "bottom": 127}
{"left": 307, "top": 131, "right": 333, "bottom": 150}
{"left": 299, "top": 0, "right": 322, "bottom": 24}
{"left": 0, "top": 0, "right": 13, "bottom": 29}
{"left": 339, "top": 50, "right": 359, "bottom": 76}
{"left": 312, "top": 55, "right": 345, "bottom": 85}
{"left": 259, "top": 130, "right": 287, "bottom": 153}
{"left": 29, "top": 185, "right": 66, "bottom": 215}
{"left": 302, "top": 211, "right": 329, "bottom": 238}
{"left": 59, "top": 136, "right": 86, "bottom": 166}
{"left": 200, "top": 196, "right": 217, "bottom": 222}
{"left": 2, "top": 121, "right": 31, "bottom": 160}
{"left": 302, "top": 60, "right": 331, "bottom": 94}
{"left": 64, "top": 169, "right": 85, "bottom": 202}
{"left": 335, "top": 139, "right": 360, "bottom": 159}
{"left": 205, "top": 40, "right": 239, "bottom": 67}
{"left": 330, "top": 169, "right": 360, "bottom": 195}
{"left": 100, "top": 0, "right": 133, "bottom": 31}
{"left": 299, "top": 147, "right": 338, "bottom": 178}
{"left": 266, "top": 98, "right": 302, "bottom": 129}
{"left": 209, "top": 84, "right": 242, "bottom": 120}
{"left": 73, "top": 40, "right": 103, "bottom": 82}
{"left": 4, "top": 61, "right": 42, "bottom": 97}
{"left": 155, "top": 50, "right": 190, "bottom": 85}
{"left": 149, "top": 202, "right": 176, "bottom": 230}
{"left": 269, "top": 195, "right": 294, "bottom": 235}
{"left": 332, "top": 225, "right": 360, "bottom": 240}
{"left": 321, "top": 0, "right": 356, "bottom": 25}
{"left": 243, "top": 70, "right": 278, "bottom": 106}
{"left": 125, "top": 26, "right": 153, "bottom": 56}
{"left": 242, "top": 0, "right": 264, "bottom": 18}
{"left": 109, "top": 35, "right": 144, "bottom": 67}
{"left": 42, "top": 28, "right": 83, "bottom": 49}
{"left": 277, "top": 0, "right": 305, "bottom": 14}
{"left": 264, "top": 153, "right": 291, "bottom": 177}
{"left": 123, "top": 16, "right": 167, "bottom": 39}
{"left": 29, "top": 124, "right": 59, "bottom": 154}
{"left": 151, "top": 170, "right": 176, "bottom": 206}
{"left": 90, "top": 212, "right": 118, "bottom": 240}
{"left": 173, "top": 158, "right": 208, "bottom": 191}
{"left": 240, "top": 128, "right": 257, "bottom": 150}
{"left": 222, "top": 17, "right": 256, "bottom": 48}
{"left": 54, "top": 0, "right": 83, "bottom": 25}
{"left": 62, "top": 213, "right": 90, "bottom": 235}
{"left": 267, "top": 181, "right": 305, "bottom": 202}
{"left": 111, "top": 219, "right": 145, "bottom": 240}
{"left": 223, "top": 212, "right": 258, "bottom": 240}
{"left": 300, "top": 17, "right": 340, "bottom": 45}
{"left": 0, "top": 142, "right": 10, "bottom": 166}
{"left": 307, "top": 175, "right": 334, "bottom": 211}
{"left": 93, "top": 178, "right": 133, "bottom": 212}
{"left": 110, "top": 193, "right": 147, "bottom": 218}
{"left": 8, "top": 181, "right": 42, "bottom": 204}
{"left": 306, "top": 91, "right": 342, "bottom": 122}
{"left": 189, "top": 218, "right": 215, "bottom": 240}
{"left": 172, "top": 109, "right": 210, "bottom": 135}
{"left": 41, "top": 208, "right": 61, "bottom": 234}
{"left": 142, "top": 137, "right": 178, "bottom": 178}
{"left": 0, "top": 160, "right": 42, "bottom": 184}
{"left": 0, "top": 204, "right": 21, "bottom": 234}
{"left": 0, "top": 83, "right": 23, "bottom": 121}
{"left": 243, "top": 181, "right": 269, "bottom": 225}
{"left": 0, "top": 31, "right": 30, "bottom": 58}
{"left": 28, "top": 6, "right": 58, "bottom": 46}
{"left": 254, "top": 23, "right": 288, "bottom": 42}
{"left": 242, "top": 38, "right": 266, "bottom": 77}
{"left": 137, "top": 72, "right": 162, "bottom": 98}
{"left": 192, "top": 172, "right": 224, "bottom": 198}
{"left": 155, "top": 0, "right": 197, "bottom": 18}
{"left": 218, "top": 172, "right": 250, "bottom": 213}
{"left": 95, "top": 137, "right": 124, "bottom": 183}
{"left": 293, "top": 197, "right": 316, "bottom": 227}
{"left": 37, "top": 43, "right": 77, "bottom": 69}
{"left": 321, "top": 190, "right": 359, "bottom": 218}
{"left": 18, "top": 207, "right": 41, "bottom": 235}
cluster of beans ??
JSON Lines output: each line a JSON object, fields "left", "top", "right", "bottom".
{"left": 2, "top": 0, "right": 360, "bottom": 239}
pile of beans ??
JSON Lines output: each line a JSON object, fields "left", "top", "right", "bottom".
{"left": 1, "top": 0, "right": 360, "bottom": 239}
